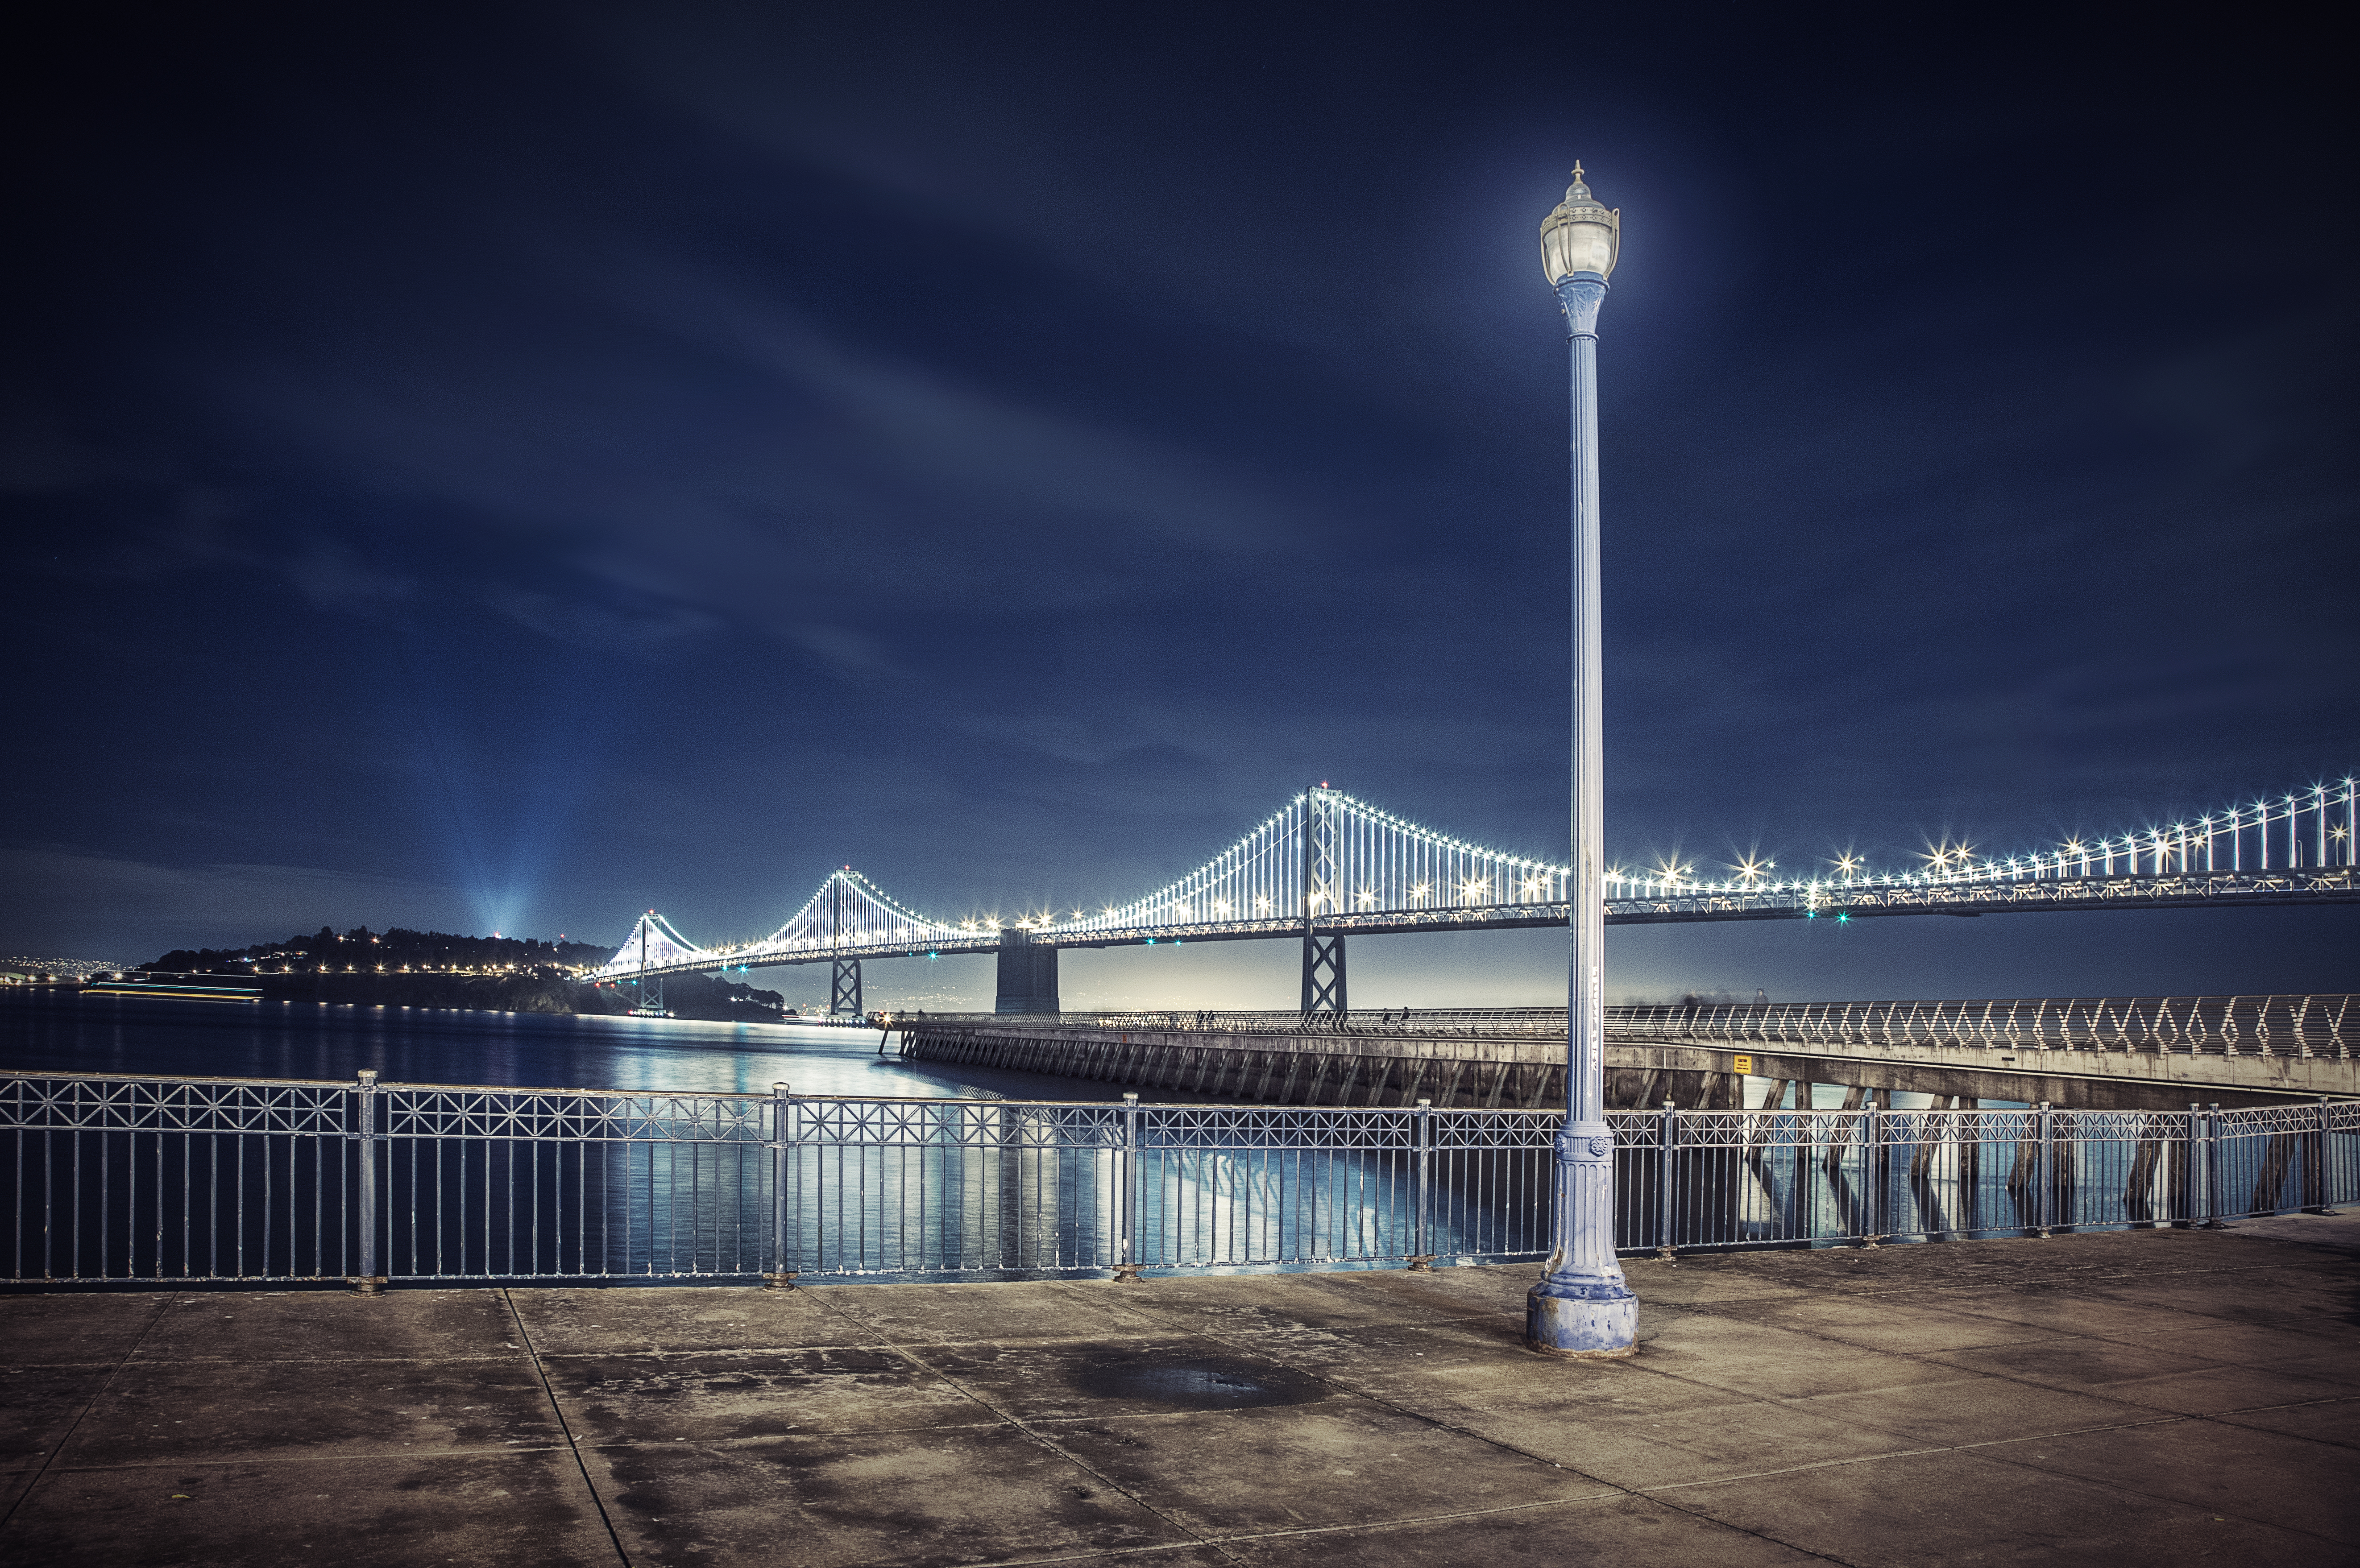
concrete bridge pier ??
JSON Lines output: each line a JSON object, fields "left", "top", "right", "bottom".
{"left": 995, "top": 928, "right": 1060, "bottom": 1015}
{"left": 1608, "top": 1065, "right": 1743, "bottom": 1109}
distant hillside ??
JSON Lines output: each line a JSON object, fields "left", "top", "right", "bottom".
{"left": 138, "top": 925, "right": 790, "bottom": 1023}
{"left": 150, "top": 926, "right": 613, "bottom": 976}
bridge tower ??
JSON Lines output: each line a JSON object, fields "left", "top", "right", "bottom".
{"left": 994, "top": 927, "right": 1060, "bottom": 1014}
{"left": 827, "top": 871, "right": 863, "bottom": 1018}
{"left": 1300, "top": 785, "right": 1347, "bottom": 1013}
{"left": 625, "top": 910, "right": 666, "bottom": 1015}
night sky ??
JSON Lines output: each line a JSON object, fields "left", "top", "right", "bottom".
{"left": 8, "top": 4, "right": 2355, "bottom": 1008}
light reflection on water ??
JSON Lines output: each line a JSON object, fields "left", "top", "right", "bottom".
{"left": 3, "top": 995, "right": 1195, "bottom": 1282}
{"left": 10, "top": 996, "right": 2219, "bottom": 1283}
{"left": 4, "top": 995, "right": 1515, "bottom": 1280}
{"left": 0, "top": 994, "right": 1106, "bottom": 1103}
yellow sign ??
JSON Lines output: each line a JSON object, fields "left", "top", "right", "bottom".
{"left": 1733, "top": 1055, "right": 1753, "bottom": 1075}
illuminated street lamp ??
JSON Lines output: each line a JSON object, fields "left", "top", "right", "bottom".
{"left": 1527, "top": 163, "right": 1637, "bottom": 1358}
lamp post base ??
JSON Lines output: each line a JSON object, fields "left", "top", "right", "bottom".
{"left": 1525, "top": 1278, "right": 1638, "bottom": 1358}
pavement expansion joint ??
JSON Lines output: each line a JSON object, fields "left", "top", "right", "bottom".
{"left": 129, "top": 1352, "right": 534, "bottom": 1364}
{"left": 989, "top": 1493, "right": 1662, "bottom": 1562}
{"left": 534, "top": 1346, "right": 908, "bottom": 1360}
{"left": 0, "top": 1290, "right": 174, "bottom": 1534}
{"left": 498, "top": 1288, "right": 639, "bottom": 1567}
{"left": 1629, "top": 1417, "right": 2186, "bottom": 1496}
{"left": 7, "top": 1230, "right": 2356, "bottom": 1566}
{"left": 792, "top": 1279, "right": 1248, "bottom": 1564}
{"left": 39, "top": 1444, "right": 576, "bottom": 1470}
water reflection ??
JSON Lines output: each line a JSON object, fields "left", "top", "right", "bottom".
{"left": 0, "top": 993, "right": 1098, "bottom": 1101}
{"left": 8, "top": 997, "right": 2342, "bottom": 1283}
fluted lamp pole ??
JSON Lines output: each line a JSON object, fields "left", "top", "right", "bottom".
{"left": 1526, "top": 163, "right": 1638, "bottom": 1358}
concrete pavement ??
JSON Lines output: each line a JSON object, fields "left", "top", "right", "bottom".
{"left": 4, "top": 1220, "right": 2356, "bottom": 1566}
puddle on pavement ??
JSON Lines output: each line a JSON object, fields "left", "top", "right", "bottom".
{"left": 1070, "top": 1357, "right": 1327, "bottom": 1409}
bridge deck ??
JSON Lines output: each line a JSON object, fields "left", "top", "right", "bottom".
{"left": 601, "top": 867, "right": 2360, "bottom": 979}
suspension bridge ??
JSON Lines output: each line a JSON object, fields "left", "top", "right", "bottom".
{"left": 598, "top": 778, "right": 2359, "bottom": 1015}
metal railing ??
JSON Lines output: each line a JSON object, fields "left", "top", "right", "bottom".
{"left": 883, "top": 1006, "right": 1572, "bottom": 1037}
{"left": 1613, "top": 994, "right": 2356, "bottom": 1058}
{"left": 890, "top": 995, "right": 2358, "bottom": 1058}
{"left": 778, "top": 1096, "right": 1557, "bottom": 1276}
{"left": 4, "top": 1067, "right": 2352, "bottom": 1285}
{"left": 0, "top": 1070, "right": 769, "bottom": 1285}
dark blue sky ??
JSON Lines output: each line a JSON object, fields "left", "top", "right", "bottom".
{"left": 7, "top": 3, "right": 2354, "bottom": 1005}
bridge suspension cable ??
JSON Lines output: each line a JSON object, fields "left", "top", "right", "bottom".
{"left": 598, "top": 774, "right": 2356, "bottom": 977}
{"left": 760, "top": 869, "right": 961, "bottom": 952}
{"left": 613, "top": 911, "right": 702, "bottom": 970}
{"left": 1040, "top": 788, "right": 1575, "bottom": 936}
{"left": 1037, "top": 776, "right": 2358, "bottom": 931}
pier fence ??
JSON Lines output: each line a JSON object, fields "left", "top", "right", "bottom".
{"left": 4, "top": 1068, "right": 2352, "bottom": 1287}
{"left": 892, "top": 994, "right": 2358, "bottom": 1055}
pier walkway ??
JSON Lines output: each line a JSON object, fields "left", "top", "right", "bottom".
{"left": 4, "top": 1219, "right": 2356, "bottom": 1566}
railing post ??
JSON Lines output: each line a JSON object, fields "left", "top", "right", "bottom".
{"left": 350, "top": 1069, "right": 385, "bottom": 1294}
{"left": 2199, "top": 1103, "right": 2228, "bottom": 1227}
{"left": 2305, "top": 1097, "right": 2337, "bottom": 1214}
{"left": 1112, "top": 1092, "right": 1143, "bottom": 1283}
{"left": 1407, "top": 1098, "right": 1435, "bottom": 1269}
{"left": 2180, "top": 1102, "right": 2202, "bottom": 1229}
{"left": 765, "top": 1082, "right": 797, "bottom": 1288}
{"left": 1862, "top": 1099, "right": 1884, "bottom": 1247}
{"left": 1655, "top": 1100, "right": 1677, "bottom": 1260}
{"left": 2033, "top": 1100, "right": 2055, "bottom": 1237}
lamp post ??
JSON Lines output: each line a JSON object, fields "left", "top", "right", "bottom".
{"left": 1526, "top": 163, "right": 1638, "bottom": 1358}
